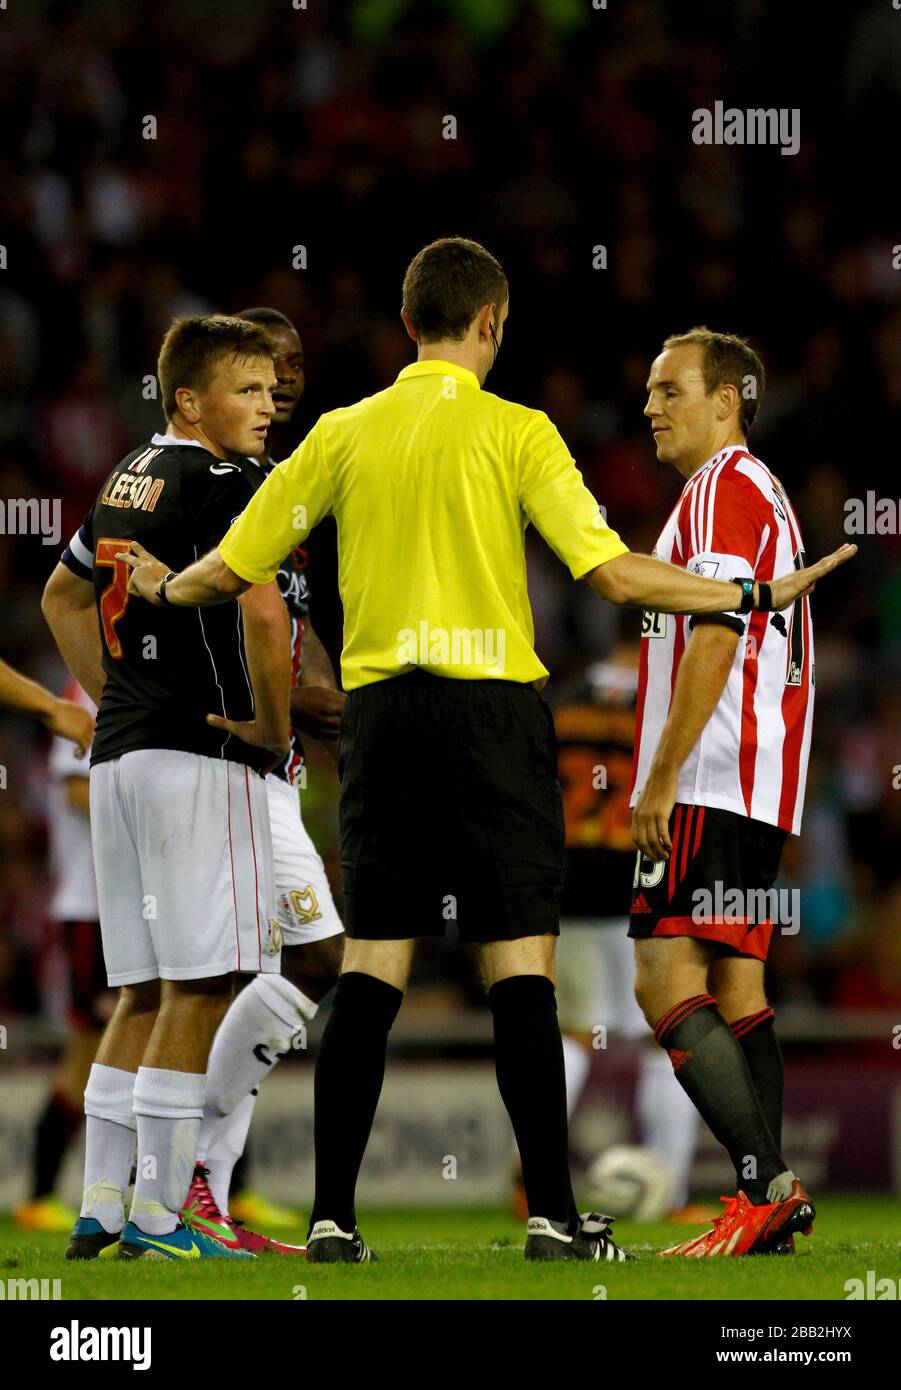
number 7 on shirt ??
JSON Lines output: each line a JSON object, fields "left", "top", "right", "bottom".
{"left": 95, "top": 537, "right": 134, "bottom": 659}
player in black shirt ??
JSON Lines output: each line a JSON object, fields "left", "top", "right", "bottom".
{"left": 58, "top": 439, "right": 273, "bottom": 771}
{"left": 186, "top": 308, "right": 347, "bottom": 1249}
{"left": 42, "top": 314, "right": 291, "bottom": 1261}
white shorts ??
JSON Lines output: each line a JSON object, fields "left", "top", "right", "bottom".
{"left": 91, "top": 750, "right": 280, "bottom": 986}
{"left": 555, "top": 918, "right": 649, "bottom": 1039}
{"left": 266, "top": 774, "right": 343, "bottom": 947}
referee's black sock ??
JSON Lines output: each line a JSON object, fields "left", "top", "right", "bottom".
{"left": 309, "top": 971, "right": 403, "bottom": 1234}
{"left": 489, "top": 975, "right": 579, "bottom": 1233}
{"left": 730, "top": 1007, "right": 783, "bottom": 1151}
{"left": 656, "top": 995, "right": 789, "bottom": 1205}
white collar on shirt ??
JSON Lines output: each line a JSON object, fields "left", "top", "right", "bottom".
{"left": 151, "top": 432, "right": 205, "bottom": 449}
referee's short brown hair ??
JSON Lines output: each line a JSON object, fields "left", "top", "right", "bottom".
{"left": 402, "top": 237, "right": 508, "bottom": 343}
{"left": 158, "top": 314, "right": 276, "bottom": 422}
{"left": 663, "top": 326, "right": 765, "bottom": 436}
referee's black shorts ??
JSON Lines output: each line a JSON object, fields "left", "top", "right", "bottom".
{"left": 339, "top": 669, "right": 565, "bottom": 943}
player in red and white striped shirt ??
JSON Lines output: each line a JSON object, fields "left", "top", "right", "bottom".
{"left": 632, "top": 440, "right": 814, "bottom": 838}
{"left": 628, "top": 328, "right": 822, "bottom": 1258}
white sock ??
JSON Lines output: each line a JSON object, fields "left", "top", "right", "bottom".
{"left": 130, "top": 1067, "right": 206, "bottom": 1236}
{"left": 561, "top": 1035, "right": 592, "bottom": 1119}
{"left": 203, "top": 1093, "right": 257, "bottom": 1216}
{"left": 197, "top": 975, "right": 316, "bottom": 1206}
{"left": 637, "top": 1044, "right": 700, "bottom": 1210}
{"left": 81, "top": 1063, "right": 138, "bottom": 1232}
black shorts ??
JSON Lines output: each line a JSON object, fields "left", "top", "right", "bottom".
{"left": 339, "top": 670, "right": 565, "bottom": 943}
{"left": 628, "top": 804, "right": 788, "bottom": 960}
{"left": 62, "top": 918, "right": 108, "bottom": 1030}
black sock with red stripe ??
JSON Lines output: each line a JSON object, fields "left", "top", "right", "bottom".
{"left": 731, "top": 1008, "right": 783, "bottom": 1151}
{"left": 32, "top": 1091, "right": 83, "bottom": 1199}
{"left": 655, "top": 994, "right": 786, "bottom": 1205}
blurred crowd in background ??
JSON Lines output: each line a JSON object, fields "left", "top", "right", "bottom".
{"left": 0, "top": 0, "right": 899, "bottom": 1029}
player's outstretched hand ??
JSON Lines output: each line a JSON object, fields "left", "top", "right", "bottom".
{"left": 115, "top": 541, "right": 171, "bottom": 604}
{"left": 291, "top": 686, "right": 346, "bottom": 739}
{"left": 206, "top": 713, "right": 290, "bottom": 774}
{"left": 769, "top": 543, "right": 857, "bottom": 610}
{"left": 43, "top": 698, "right": 95, "bottom": 758}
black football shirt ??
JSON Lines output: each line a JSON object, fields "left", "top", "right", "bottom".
{"left": 61, "top": 434, "right": 268, "bottom": 773}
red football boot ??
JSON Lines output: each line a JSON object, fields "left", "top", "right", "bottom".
{"left": 180, "top": 1164, "right": 243, "bottom": 1249}
{"left": 228, "top": 1219, "right": 307, "bottom": 1256}
{"left": 659, "top": 1181, "right": 815, "bottom": 1258}
{"left": 181, "top": 1164, "right": 306, "bottom": 1255}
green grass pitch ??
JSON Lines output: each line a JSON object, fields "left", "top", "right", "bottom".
{"left": 1, "top": 1197, "right": 897, "bottom": 1301}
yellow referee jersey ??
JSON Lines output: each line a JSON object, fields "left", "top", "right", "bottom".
{"left": 219, "top": 359, "right": 629, "bottom": 689}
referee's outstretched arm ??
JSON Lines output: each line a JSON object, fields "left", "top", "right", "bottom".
{"left": 586, "top": 543, "right": 856, "bottom": 613}
{"left": 119, "top": 527, "right": 856, "bottom": 617}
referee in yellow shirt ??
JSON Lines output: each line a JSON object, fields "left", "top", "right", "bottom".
{"left": 121, "top": 237, "right": 854, "bottom": 1264}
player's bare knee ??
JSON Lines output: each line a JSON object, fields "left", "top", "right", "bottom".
{"left": 709, "top": 956, "right": 767, "bottom": 1022}
{"left": 117, "top": 980, "right": 161, "bottom": 1016}
{"left": 713, "top": 987, "right": 769, "bottom": 1024}
{"left": 160, "top": 975, "right": 233, "bottom": 1020}
{"left": 341, "top": 938, "right": 413, "bottom": 992}
{"left": 282, "top": 933, "right": 344, "bottom": 1001}
{"left": 165, "top": 974, "right": 232, "bottom": 997}
{"left": 479, "top": 934, "right": 556, "bottom": 989}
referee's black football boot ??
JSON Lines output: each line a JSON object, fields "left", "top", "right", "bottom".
{"left": 525, "top": 1212, "right": 635, "bottom": 1262}
{"left": 306, "top": 1219, "right": 378, "bottom": 1263}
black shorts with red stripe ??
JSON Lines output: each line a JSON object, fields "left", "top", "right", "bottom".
{"left": 628, "top": 804, "right": 788, "bottom": 960}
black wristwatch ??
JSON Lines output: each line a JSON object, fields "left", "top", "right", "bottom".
{"left": 156, "top": 571, "right": 178, "bottom": 605}
{"left": 731, "top": 578, "right": 774, "bottom": 614}
{"left": 733, "top": 578, "right": 756, "bottom": 614}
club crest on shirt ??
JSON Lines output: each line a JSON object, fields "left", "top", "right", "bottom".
{"left": 281, "top": 886, "right": 322, "bottom": 927}
{"left": 263, "top": 918, "right": 283, "bottom": 956}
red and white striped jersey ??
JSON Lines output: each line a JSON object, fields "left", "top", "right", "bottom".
{"left": 630, "top": 445, "right": 814, "bottom": 835}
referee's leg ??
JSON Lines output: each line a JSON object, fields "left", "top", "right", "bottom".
{"left": 482, "top": 934, "right": 580, "bottom": 1233}
{"left": 308, "top": 939, "right": 414, "bottom": 1235}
